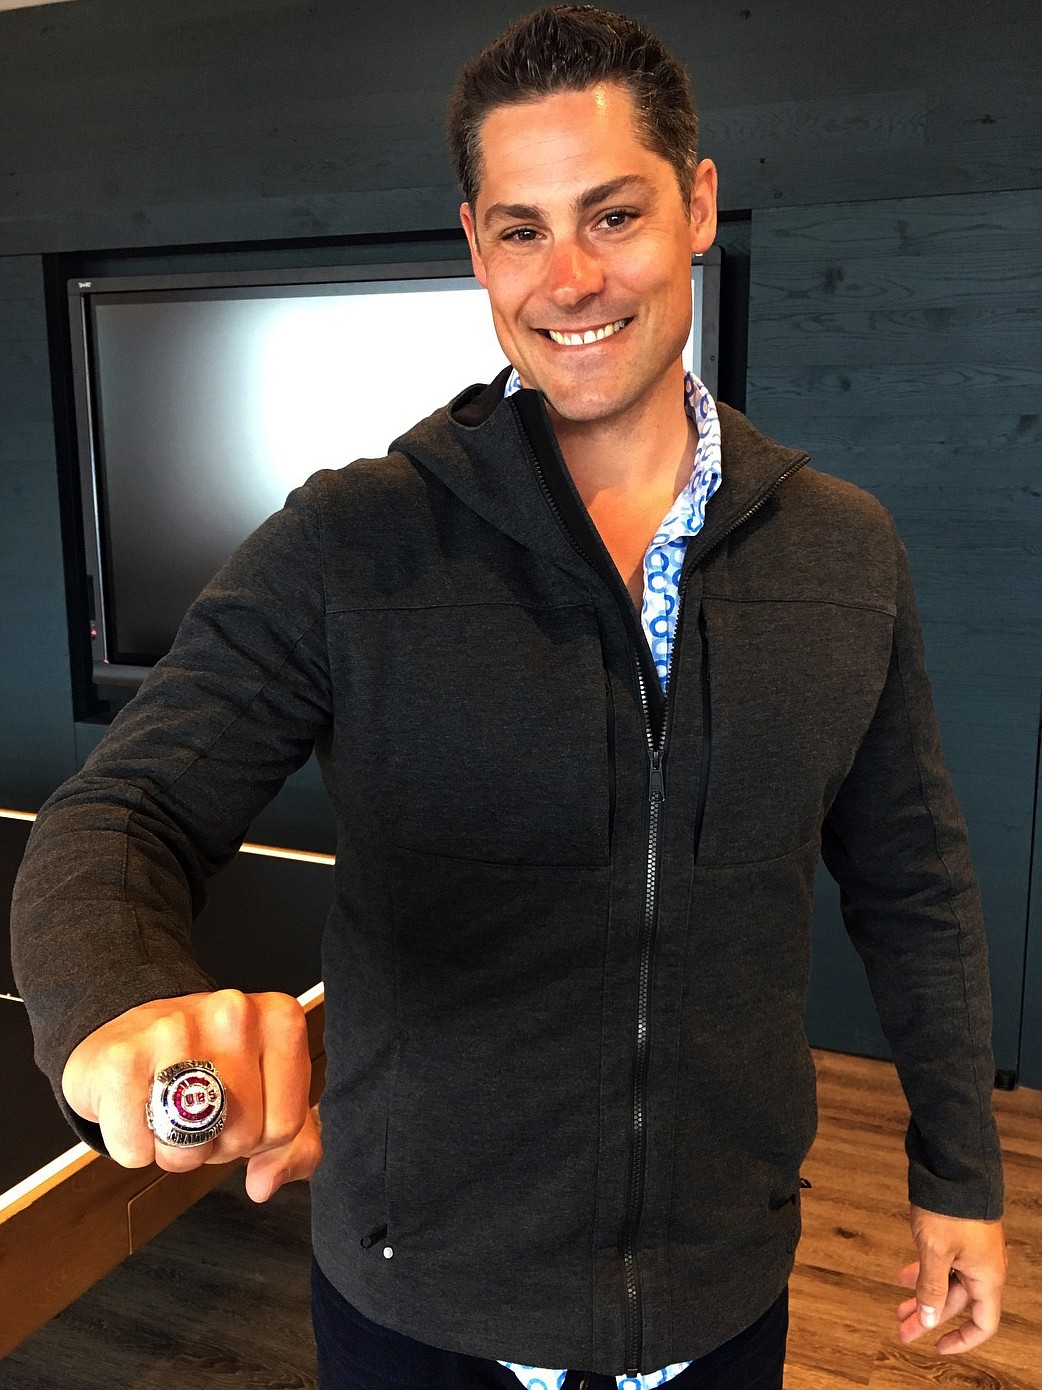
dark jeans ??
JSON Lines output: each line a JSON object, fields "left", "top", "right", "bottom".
{"left": 311, "top": 1256, "right": 788, "bottom": 1390}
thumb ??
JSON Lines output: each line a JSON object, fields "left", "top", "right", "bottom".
{"left": 914, "top": 1255, "right": 952, "bottom": 1330}
{"left": 245, "top": 1106, "right": 323, "bottom": 1204}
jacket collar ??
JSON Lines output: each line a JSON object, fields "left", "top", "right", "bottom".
{"left": 391, "top": 367, "right": 586, "bottom": 573}
{"left": 390, "top": 370, "right": 810, "bottom": 575}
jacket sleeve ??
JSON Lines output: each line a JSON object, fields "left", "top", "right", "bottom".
{"left": 10, "top": 478, "right": 333, "bottom": 1152}
{"left": 820, "top": 527, "right": 1004, "bottom": 1221}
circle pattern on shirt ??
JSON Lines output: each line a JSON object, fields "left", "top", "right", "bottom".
{"left": 640, "top": 373, "right": 722, "bottom": 689}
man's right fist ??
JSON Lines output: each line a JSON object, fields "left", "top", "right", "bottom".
{"left": 61, "top": 988, "right": 322, "bottom": 1202}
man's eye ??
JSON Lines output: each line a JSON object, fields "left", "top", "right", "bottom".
{"left": 601, "top": 209, "right": 635, "bottom": 229}
{"left": 503, "top": 227, "right": 539, "bottom": 242}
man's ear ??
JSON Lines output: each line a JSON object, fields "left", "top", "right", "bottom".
{"left": 459, "top": 202, "right": 489, "bottom": 287}
{"left": 688, "top": 159, "right": 718, "bottom": 255}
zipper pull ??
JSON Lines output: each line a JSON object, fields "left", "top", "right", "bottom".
{"left": 649, "top": 751, "right": 665, "bottom": 804}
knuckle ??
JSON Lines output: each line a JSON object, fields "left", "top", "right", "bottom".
{"left": 148, "top": 1012, "right": 193, "bottom": 1060}
{"left": 98, "top": 1105, "right": 152, "bottom": 1170}
{"left": 271, "top": 1092, "right": 311, "bottom": 1147}
{"left": 226, "top": 1114, "right": 264, "bottom": 1156}
{"left": 103, "top": 1037, "right": 143, "bottom": 1077}
{"left": 263, "top": 1113, "right": 305, "bottom": 1151}
{"left": 208, "top": 988, "right": 253, "bottom": 1039}
{"left": 264, "top": 992, "right": 307, "bottom": 1032}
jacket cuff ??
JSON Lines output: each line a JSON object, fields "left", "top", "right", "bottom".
{"left": 906, "top": 1142, "right": 1005, "bottom": 1220}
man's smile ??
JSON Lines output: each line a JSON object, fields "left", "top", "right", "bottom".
{"left": 538, "top": 316, "right": 634, "bottom": 346}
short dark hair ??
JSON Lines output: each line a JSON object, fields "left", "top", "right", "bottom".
{"left": 447, "top": 5, "right": 698, "bottom": 208}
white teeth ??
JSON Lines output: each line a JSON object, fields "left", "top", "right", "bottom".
{"left": 547, "top": 317, "right": 629, "bottom": 346}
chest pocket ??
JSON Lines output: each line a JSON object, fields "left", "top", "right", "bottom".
{"left": 329, "top": 600, "right": 611, "bottom": 866}
{"left": 693, "top": 596, "right": 895, "bottom": 866}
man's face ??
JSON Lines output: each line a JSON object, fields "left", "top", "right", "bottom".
{"left": 459, "top": 83, "right": 717, "bottom": 432}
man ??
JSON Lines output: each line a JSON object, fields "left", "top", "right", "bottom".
{"left": 11, "top": 7, "right": 1006, "bottom": 1388}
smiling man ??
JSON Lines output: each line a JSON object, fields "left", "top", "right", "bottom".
{"left": 12, "top": 7, "right": 1006, "bottom": 1390}
{"left": 458, "top": 82, "right": 718, "bottom": 615}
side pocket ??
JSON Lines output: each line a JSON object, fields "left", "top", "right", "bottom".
{"left": 380, "top": 1033, "right": 401, "bottom": 1241}
{"left": 768, "top": 1175, "right": 809, "bottom": 1254}
{"left": 768, "top": 1174, "right": 811, "bottom": 1211}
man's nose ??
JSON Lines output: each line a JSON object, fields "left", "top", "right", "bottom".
{"left": 546, "top": 238, "right": 604, "bottom": 304}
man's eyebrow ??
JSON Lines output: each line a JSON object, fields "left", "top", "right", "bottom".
{"left": 574, "top": 174, "right": 654, "bottom": 216}
{"left": 481, "top": 174, "right": 654, "bottom": 229}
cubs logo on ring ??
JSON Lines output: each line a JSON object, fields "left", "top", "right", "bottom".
{"left": 146, "top": 1059, "right": 227, "bottom": 1147}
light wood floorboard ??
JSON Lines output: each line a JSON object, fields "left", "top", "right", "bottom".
{"left": 2, "top": 1049, "right": 1039, "bottom": 1388}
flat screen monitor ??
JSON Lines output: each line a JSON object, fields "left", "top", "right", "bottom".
{"left": 69, "top": 249, "right": 721, "bottom": 688}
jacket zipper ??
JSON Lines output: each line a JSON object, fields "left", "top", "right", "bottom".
{"left": 521, "top": 431, "right": 676, "bottom": 1373}
{"left": 619, "top": 662, "right": 661, "bottom": 1374}
{"left": 514, "top": 397, "right": 806, "bottom": 1373}
{"left": 618, "top": 571, "right": 700, "bottom": 1371}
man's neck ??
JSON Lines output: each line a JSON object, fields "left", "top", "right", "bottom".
{"left": 536, "top": 367, "right": 700, "bottom": 610}
{"left": 547, "top": 367, "right": 696, "bottom": 509}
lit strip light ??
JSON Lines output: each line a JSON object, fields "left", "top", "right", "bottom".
{"left": 0, "top": 806, "right": 334, "bottom": 864}
{"left": 0, "top": 1140, "right": 92, "bottom": 1214}
{"left": 0, "top": 1, "right": 79, "bottom": 11}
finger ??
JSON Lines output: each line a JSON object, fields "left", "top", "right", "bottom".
{"left": 245, "top": 1106, "right": 323, "bottom": 1203}
{"left": 105, "top": 1015, "right": 196, "bottom": 1167}
{"left": 97, "top": 1082, "right": 159, "bottom": 1168}
{"left": 914, "top": 1248, "right": 955, "bottom": 1331}
{"left": 254, "top": 993, "right": 312, "bottom": 1151}
{"left": 143, "top": 1000, "right": 249, "bottom": 1170}
{"left": 895, "top": 1261, "right": 921, "bottom": 1325}
{"left": 897, "top": 1278, "right": 969, "bottom": 1343}
{"left": 936, "top": 1280, "right": 1003, "bottom": 1356}
{"left": 937, "top": 1316, "right": 998, "bottom": 1356}
{"left": 151, "top": 1130, "right": 219, "bottom": 1172}
{"left": 200, "top": 992, "right": 264, "bottom": 1161}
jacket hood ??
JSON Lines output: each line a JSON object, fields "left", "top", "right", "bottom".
{"left": 390, "top": 367, "right": 811, "bottom": 573}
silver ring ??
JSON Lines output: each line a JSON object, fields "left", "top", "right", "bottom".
{"left": 145, "top": 1059, "right": 226, "bottom": 1147}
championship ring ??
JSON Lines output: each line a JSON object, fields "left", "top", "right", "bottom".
{"left": 145, "top": 1059, "right": 226, "bottom": 1147}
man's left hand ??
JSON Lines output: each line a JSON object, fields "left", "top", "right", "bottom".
{"left": 896, "top": 1204, "right": 1007, "bottom": 1354}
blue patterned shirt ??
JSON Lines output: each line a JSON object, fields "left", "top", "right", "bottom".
{"left": 498, "top": 369, "right": 723, "bottom": 1389}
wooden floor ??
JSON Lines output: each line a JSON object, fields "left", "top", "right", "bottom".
{"left": 787, "top": 1052, "right": 1041, "bottom": 1390}
{"left": 2, "top": 1049, "right": 1040, "bottom": 1389}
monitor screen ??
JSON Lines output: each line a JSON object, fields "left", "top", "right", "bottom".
{"left": 70, "top": 252, "right": 721, "bottom": 686}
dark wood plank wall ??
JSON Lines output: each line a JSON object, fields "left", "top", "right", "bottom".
{"left": 0, "top": 0, "right": 1039, "bottom": 1078}
{"left": 1024, "top": 769, "right": 1042, "bottom": 1086}
{"left": 746, "top": 193, "right": 1042, "bottom": 1074}
{"left": 0, "top": 256, "right": 78, "bottom": 804}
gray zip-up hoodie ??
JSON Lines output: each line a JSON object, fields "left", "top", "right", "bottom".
{"left": 11, "top": 374, "right": 1003, "bottom": 1374}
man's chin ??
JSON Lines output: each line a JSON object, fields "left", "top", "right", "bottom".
{"left": 540, "top": 386, "right": 637, "bottom": 430}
